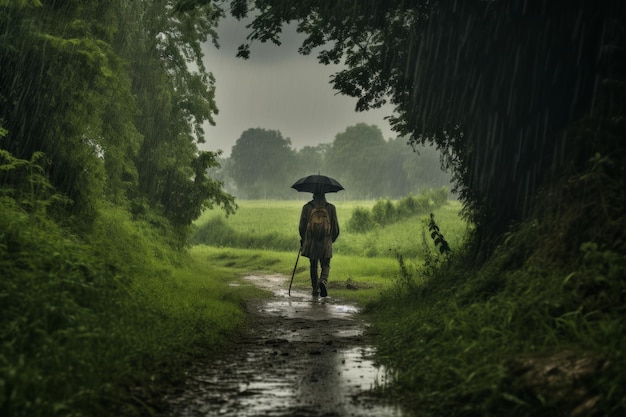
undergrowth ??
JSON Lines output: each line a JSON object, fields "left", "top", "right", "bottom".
{"left": 0, "top": 152, "right": 255, "bottom": 417}
{"left": 367, "top": 151, "right": 626, "bottom": 416}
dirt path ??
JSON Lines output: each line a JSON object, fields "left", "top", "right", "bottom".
{"left": 162, "top": 274, "right": 411, "bottom": 417}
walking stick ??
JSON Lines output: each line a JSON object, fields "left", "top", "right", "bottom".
{"left": 288, "top": 246, "right": 301, "bottom": 296}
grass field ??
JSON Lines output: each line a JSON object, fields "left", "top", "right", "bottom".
{"left": 191, "top": 198, "right": 469, "bottom": 303}
{"left": 193, "top": 198, "right": 468, "bottom": 256}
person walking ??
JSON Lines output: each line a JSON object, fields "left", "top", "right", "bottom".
{"left": 299, "top": 190, "right": 340, "bottom": 297}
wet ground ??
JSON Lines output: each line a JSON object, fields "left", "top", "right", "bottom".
{"left": 163, "top": 274, "right": 411, "bottom": 417}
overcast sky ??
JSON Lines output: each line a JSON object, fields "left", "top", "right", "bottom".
{"left": 198, "top": 17, "right": 397, "bottom": 157}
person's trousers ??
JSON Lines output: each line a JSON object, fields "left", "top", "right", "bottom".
{"left": 309, "top": 257, "right": 330, "bottom": 288}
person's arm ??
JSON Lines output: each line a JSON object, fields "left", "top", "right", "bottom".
{"left": 299, "top": 203, "right": 309, "bottom": 241}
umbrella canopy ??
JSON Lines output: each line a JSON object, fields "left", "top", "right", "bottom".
{"left": 291, "top": 174, "right": 345, "bottom": 194}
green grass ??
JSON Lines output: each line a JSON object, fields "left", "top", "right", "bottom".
{"left": 193, "top": 198, "right": 468, "bottom": 258}
{"left": 367, "top": 219, "right": 626, "bottom": 417}
{"left": 0, "top": 199, "right": 263, "bottom": 417}
{"left": 190, "top": 198, "right": 468, "bottom": 305}
{"left": 192, "top": 245, "right": 402, "bottom": 304}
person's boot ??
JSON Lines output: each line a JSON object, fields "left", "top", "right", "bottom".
{"left": 319, "top": 282, "right": 327, "bottom": 297}
{"left": 319, "top": 275, "right": 328, "bottom": 297}
{"left": 311, "top": 276, "right": 319, "bottom": 296}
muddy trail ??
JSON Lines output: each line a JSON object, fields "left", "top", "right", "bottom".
{"left": 162, "top": 274, "right": 413, "bottom": 417}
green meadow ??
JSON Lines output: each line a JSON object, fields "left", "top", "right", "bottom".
{"left": 191, "top": 196, "right": 468, "bottom": 303}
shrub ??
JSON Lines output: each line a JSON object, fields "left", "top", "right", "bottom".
{"left": 396, "top": 194, "right": 419, "bottom": 217}
{"left": 347, "top": 187, "right": 450, "bottom": 233}
{"left": 346, "top": 207, "right": 375, "bottom": 232}
{"left": 372, "top": 199, "right": 396, "bottom": 226}
{"left": 429, "top": 186, "right": 449, "bottom": 207}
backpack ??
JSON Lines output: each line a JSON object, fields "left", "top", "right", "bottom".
{"left": 307, "top": 205, "right": 331, "bottom": 240}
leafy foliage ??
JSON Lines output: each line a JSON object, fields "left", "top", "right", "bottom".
{"left": 345, "top": 207, "right": 373, "bottom": 233}
{"left": 0, "top": 2, "right": 240, "bottom": 416}
{"left": 218, "top": 0, "right": 626, "bottom": 259}
{"left": 0, "top": 150, "right": 71, "bottom": 217}
{"left": 229, "top": 128, "right": 296, "bottom": 199}
{"left": 0, "top": 157, "right": 248, "bottom": 417}
{"left": 367, "top": 150, "right": 626, "bottom": 416}
{"left": 0, "top": 197, "right": 119, "bottom": 417}
{"left": 0, "top": 194, "right": 253, "bottom": 417}
{"left": 0, "top": 0, "right": 234, "bottom": 237}
{"left": 427, "top": 212, "right": 451, "bottom": 255}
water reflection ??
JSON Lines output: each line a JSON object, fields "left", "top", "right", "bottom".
{"left": 166, "top": 275, "right": 407, "bottom": 416}
{"left": 297, "top": 346, "right": 401, "bottom": 416}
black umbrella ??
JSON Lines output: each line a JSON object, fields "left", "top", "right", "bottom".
{"left": 291, "top": 174, "right": 345, "bottom": 194}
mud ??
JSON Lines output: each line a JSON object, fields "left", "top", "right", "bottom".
{"left": 163, "top": 274, "right": 411, "bottom": 417}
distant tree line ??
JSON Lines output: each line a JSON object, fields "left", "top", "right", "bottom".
{"left": 212, "top": 123, "right": 452, "bottom": 199}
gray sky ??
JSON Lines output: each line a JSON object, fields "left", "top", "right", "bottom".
{"left": 198, "top": 17, "right": 397, "bottom": 157}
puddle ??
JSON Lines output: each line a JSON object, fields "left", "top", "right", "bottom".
{"left": 163, "top": 274, "right": 409, "bottom": 417}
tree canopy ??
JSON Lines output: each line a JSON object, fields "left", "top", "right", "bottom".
{"left": 229, "top": 128, "right": 295, "bottom": 199}
{"left": 0, "top": 0, "right": 235, "bottom": 240}
{"left": 216, "top": 0, "right": 625, "bottom": 257}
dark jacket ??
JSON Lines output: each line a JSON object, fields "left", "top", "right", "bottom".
{"left": 299, "top": 197, "right": 339, "bottom": 259}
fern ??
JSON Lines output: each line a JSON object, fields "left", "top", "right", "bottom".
{"left": 0, "top": 150, "right": 71, "bottom": 217}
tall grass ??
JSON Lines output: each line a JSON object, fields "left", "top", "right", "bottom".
{"left": 367, "top": 214, "right": 626, "bottom": 416}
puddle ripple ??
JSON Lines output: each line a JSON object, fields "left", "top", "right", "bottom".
{"left": 163, "top": 275, "right": 409, "bottom": 417}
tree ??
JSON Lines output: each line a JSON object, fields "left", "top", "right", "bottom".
{"left": 112, "top": 0, "right": 234, "bottom": 228}
{"left": 216, "top": 0, "right": 625, "bottom": 258}
{"left": 0, "top": 0, "right": 235, "bottom": 238}
{"left": 294, "top": 144, "right": 329, "bottom": 178}
{"left": 325, "top": 123, "right": 388, "bottom": 198}
{"left": 399, "top": 139, "right": 453, "bottom": 194}
{"left": 0, "top": 1, "right": 140, "bottom": 220}
{"left": 160, "top": 150, "right": 236, "bottom": 227}
{"left": 229, "top": 128, "right": 296, "bottom": 198}
{"left": 215, "top": 124, "right": 452, "bottom": 199}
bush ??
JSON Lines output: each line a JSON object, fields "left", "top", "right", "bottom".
{"left": 0, "top": 198, "right": 247, "bottom": 417}
{"left": 0, "top": 197, "right": 122, "bottom": 417}
{"left": 347, "top": 187, "right": 450, "bottom": 233}
{"left": 369, "top": 169, "right": 626, "bottom": 417}
{"left": 396, "top": 194, "right": 419, "bottom": 217}
{"left": 346, "top": 207, "right": 375, "bottom": 232}
{"left": 372, "top": 199, "right": 396, "bottom": 226}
